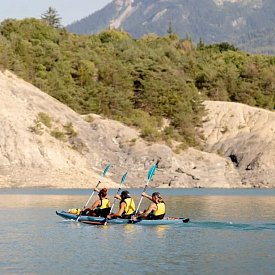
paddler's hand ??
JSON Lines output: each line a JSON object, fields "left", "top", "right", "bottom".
{"left": 114, "top": 194, "right": 121, "bottom": 200}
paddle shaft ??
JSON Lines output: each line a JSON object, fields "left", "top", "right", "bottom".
{"left": 109, "top": 187, "right": 121, "bottom": 214}
{"left": 76, "top": 164, "right": 111, "bottom": 222}
{"left": 103, "top": 187, "right": 121, "bottom": 226}
{"left": 104, "top": 172, "right": 128, "bottom": 225}
{"left": 135, "top": 182, "right": 149, "bottom": 215}
{"left": 82, "top": 182, "right": 101, "bottom": 209}
{"left": 76, "top": 181, "right": 101, "bottom": 222}
{"left": 82, "top": 164, "right": 111, "bottom": 208}
{"left": 135, "top": 161, "right": 159, "bottom": 215}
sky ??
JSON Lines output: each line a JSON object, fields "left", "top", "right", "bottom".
{"left": 0, "top": 0, "right": 113, "bottom": 26}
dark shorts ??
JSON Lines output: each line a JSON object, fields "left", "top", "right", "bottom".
{"left": 99, "top": 208, "right": 111, "bottom": 218}
{"left": 81, "top": 208, "right": 111, "bottom": 217}
{"left": 147, "top": 213, "right": 165, "bottom": 220}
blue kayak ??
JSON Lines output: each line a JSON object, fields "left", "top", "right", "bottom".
{"left": 56, "top": 211, "right": 189, "bottom": 225}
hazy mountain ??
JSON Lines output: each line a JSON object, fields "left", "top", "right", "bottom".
{"left": 67, "top": 0, "right": 275, "bottom": 54}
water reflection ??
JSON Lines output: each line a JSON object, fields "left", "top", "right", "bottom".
{"left": 150, "top": 225, "right": 169, "bottom": 238}
{"left": 122, "top": 224, "right": 136, "bottom": 234}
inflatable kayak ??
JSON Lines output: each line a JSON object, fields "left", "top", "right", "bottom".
{"left": 56, "top": 211, "right": 189, "bottom": 225}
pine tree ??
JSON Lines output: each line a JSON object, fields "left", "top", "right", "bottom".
{"left": 41, "top": 7, "right": 62, "bottom": 28}
{"left": 167, "top": 21, "right": 173, "bottom": 37}
{"left": 197, "top": 38, "right": 205, "bottom": 50}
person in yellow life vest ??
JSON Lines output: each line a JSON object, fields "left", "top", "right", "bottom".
{"left": 81, "top": 187, "right": 111, "bottom": 218}
{"left": 107, "top": 190, "right": 136, "bottom": 219}
{"left": 137, "top": 192, "right": 166, "bottom": 220}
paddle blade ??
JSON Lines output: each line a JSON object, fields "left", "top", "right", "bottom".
{"left": 102, "top": 164, "right": 111, "bottom": 176}
{"left": 147, "top": 164, "right": 157, "bottom": 181}
{"left": 121, "top": 172, "right": 128, "bottom": 184}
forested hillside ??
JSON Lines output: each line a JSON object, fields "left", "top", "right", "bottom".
{"left": 0, "top": 19, "right": 274, "bottom": 150}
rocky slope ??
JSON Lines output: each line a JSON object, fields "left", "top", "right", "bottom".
{"left": 0, "top": 70, "right": 274, "bottom": 188}
{"left": 203, "top": 101, "right": 275, "bottom": 187}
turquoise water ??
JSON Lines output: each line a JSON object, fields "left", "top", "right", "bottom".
{"left": 0, "top": 189, "right": 274, "bottom": 274}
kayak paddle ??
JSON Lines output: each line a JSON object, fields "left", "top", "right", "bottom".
{"left": 104, "top": 171, "right": 128, "bottom": 225}
{"left": 76, "top": 163, "right": 111, "bottom": 222}
{"left": 134, "top": 160, "right": 159, "bottom": 215}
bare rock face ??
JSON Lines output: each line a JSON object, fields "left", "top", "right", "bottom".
{"left": 203, "top": 101, "right": 275, "bottom": 187}
{"left": 0, "top": 70, "right": 116, "bottom": 188}
{"left": 0, "top": 70, "right": 274, "bottom": 188}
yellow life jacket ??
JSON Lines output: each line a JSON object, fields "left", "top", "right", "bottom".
{"left": 99, "top": 198, "right": 110, "bottom": 209}
{"left": 153, "top": 202, "right": 166, "bottom": 216}
{"left": 123, "top": 197, "right": 136, "bottom": 215}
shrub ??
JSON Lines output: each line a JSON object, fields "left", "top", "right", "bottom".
{"left": 50, "top": 128, "right": 67, "bottom": 141}
{"left": 37, "top": 112, "right": 52, "bottom": 128}
{"left": 63, "top": 122, "right": 77, "bottom": 137}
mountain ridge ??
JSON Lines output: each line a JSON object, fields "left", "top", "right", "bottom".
{"left": 67, "top": 0, "right": 275, "bottom": 54}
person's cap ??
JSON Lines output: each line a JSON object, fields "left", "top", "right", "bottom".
{"left": 152, "top": 192, "right": 161, "bottom": 198}
{"left": 121, "top": 190, "right": 131, "bottom": 198}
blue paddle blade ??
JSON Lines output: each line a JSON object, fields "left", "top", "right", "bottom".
{"left": 102, "top": 164, "right": 111, "bottom": 176}
{"left": 121, "top": 172, "right": 128, "bottom": 184}
{"left": 147, "top": 164, "right": 157, "bottom": 181}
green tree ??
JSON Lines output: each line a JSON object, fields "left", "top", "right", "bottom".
{"left": 197, "top": 38, "right": 205, "bottom": 50}
{"left": 41, "top": 7, "right": 62, "bottom": 28}
{"left": 167, "top": 21, "right": 173, "bottom": 37}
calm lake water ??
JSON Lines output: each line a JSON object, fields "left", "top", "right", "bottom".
{"left": 0, "top": 188, "right": 274, "bottom": 274}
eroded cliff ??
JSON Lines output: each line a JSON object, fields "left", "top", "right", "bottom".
{"left": 0, "top": 70, "right": 274, "bottom": 188}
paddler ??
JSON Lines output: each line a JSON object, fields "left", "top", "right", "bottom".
{"left": 107, "top": 190, "right": 136, "bottom": 219}
{"left": 135, "top": 192, "right": 166, "bottom": 220}
{"left": 81, "top": 187, "right": 111, "bottom": 217}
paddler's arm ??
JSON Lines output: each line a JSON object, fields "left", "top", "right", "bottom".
{"left": 107, "top": 201, "right": 126, "bottom": 219}
{"left": 89, "top": 199, "right": 100, "bottom": 211}
{"left": 139, "top": 203, "right": 156, "bottom": 218}
{"left": 142, "top": 192, "right": 153, "bottom": 201}
{"left": 114, "top": 194, "right": 121, "bottom": 200}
